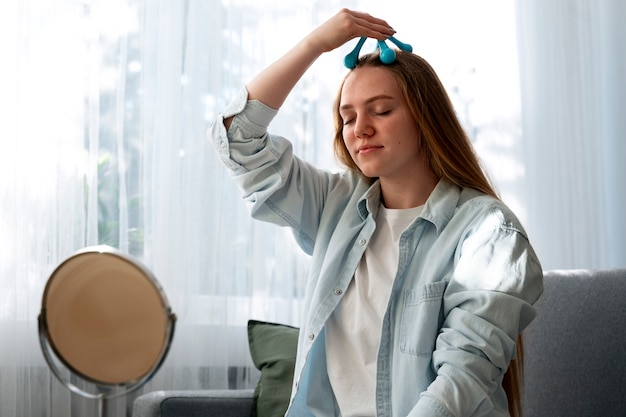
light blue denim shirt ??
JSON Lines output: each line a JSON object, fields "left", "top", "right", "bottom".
{"left": 208, "top": 87, "right": 543, "bottom": 417}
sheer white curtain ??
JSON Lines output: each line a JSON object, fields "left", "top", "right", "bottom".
{"left": 516, "top": 0, "right": 626, "bottom": 269}
{"left": 4, "top": 0, "right": 608, "bottom": 416}
{"left": 0, "top": 1, "right": 318, "bottom": 415}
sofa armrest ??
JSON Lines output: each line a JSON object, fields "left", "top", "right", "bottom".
{"left": 132, "top": 389, "right": 255, "bottom": 417}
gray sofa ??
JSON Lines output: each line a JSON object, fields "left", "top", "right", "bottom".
{"left": 133, "top": 269, "right": 626, "bottom": 417}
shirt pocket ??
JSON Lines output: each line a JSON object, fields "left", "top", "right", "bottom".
{"left": 399, "top": 281, "right": 448, "bottom": 357}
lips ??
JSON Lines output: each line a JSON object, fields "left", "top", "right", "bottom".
{"left": 357, "top": 145, "right": 383, "bottom": 154}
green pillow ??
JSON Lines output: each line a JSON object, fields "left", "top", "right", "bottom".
{"left": 247, "top": 320, "right": 299, "bottom": 417}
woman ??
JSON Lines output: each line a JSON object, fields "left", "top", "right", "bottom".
{"left": 209, "top": 9, "right": 543, "bottom": 417}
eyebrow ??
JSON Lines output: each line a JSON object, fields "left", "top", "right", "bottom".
{"left": 339, "top": 94, "right": 395, "bottom": 111}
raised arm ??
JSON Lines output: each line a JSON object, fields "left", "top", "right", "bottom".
{"left": 224, "top": 9, "right": 395, "bottom": 129}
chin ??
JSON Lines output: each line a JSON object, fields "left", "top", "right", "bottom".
{"left": 359, "top": 166, "right": 384, "bottom": 178}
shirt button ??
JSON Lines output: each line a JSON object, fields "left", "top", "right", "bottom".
{"left": 308, "top": 333, "right": 315, "bottom": 341}
{"left": 220, "top": 141, "right": 227, "bottom": 149}
{"left": 358, "top": 238, "right": 367, "bottom": 246}
{"left": 334, "top": 288, "right": 343, "bottom": 296}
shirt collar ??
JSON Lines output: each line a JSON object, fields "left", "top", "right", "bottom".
{"left": 421, "top": 179, "right": 461, "bottom": 235}
{"left": 357, "top": 180, "right": 382, "bottom": 221}
{"left": 357, "top": 178, "right": 461, "bottom": 234}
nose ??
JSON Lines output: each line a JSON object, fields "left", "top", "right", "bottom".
{"left": 355, "top": 115, "right": 374, "bottom": 138}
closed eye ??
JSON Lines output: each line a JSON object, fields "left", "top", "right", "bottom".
{"left": 340, "top": 113, "right": 355, "bottom": 125}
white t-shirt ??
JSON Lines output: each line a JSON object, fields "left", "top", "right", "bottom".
{"left": 326, "top": 203, "right": 424, "bottom": 416}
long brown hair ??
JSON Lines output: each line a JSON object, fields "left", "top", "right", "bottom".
{"left": 332, "top": 50, "right": 524, "bottom": 417}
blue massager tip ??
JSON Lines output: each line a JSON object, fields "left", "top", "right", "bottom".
{"left": 344, "top": 37, "right": 367, "bottom": 69}
{"left": 388, "top": 36, "right": 413, "bottom": 53}
{"left": 344, "top": 36, "right": 413, "bottom": 69}
{"left": 377, "top": 40, "right": 396, "bottom": 64}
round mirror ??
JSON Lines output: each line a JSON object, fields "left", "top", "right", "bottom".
{"left": 39, "top": 245, "right": 175, "bottom": 394}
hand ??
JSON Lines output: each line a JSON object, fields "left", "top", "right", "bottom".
{"left": 305, "top": 8, "right": 395, "bottom": 55}
{"left": 242, "top": 9, "right": 395, "bottom": 111}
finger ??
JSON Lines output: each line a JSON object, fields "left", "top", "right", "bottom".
{"left": 350, "top": 10, "right": 393, "bottom": 30}
{"left": 344, "top": 10, "right": 395, "bottom": 40}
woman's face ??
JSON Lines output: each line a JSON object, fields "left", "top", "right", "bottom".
{"left": 339, "top": 66, "right": 425, "bottom": 182}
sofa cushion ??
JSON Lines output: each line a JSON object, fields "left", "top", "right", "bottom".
{"left": 247, "top": 320, "right": 298, "bottom": 417}
{"left": 523, "top": 269, "right": 626, "bottom": 416}
{"left": 132, "top": 390, "right": 255, "bottom": 417}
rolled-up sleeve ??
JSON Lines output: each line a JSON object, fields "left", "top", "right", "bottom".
{"left": 205, "top": 86, "right": 344, "bottom": 255}
{"left": 207, "top": 87, "right": 283, "bottom": 173}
